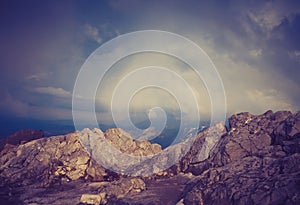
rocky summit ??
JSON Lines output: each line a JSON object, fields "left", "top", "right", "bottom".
{"left": 0, "top": 110, "right": 299, "bottom": 205}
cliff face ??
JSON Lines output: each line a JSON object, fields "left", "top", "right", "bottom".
{"left": 0, "top": 110, "right": 299, "bottom": 205}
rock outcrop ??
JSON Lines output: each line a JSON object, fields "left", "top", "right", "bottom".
{"left": 104, "top": 128, "right": 162, "bottom": 156}
{"left": 0, "top": 128, "right": 158, "bottom": 204}
{"left": 0, "top": 132, "right": 107, "bottom": 188}
{"left": 79, "top": 128, "right": 162, "bottom": 157}
{"left": 180, "top": 110, "right": 300, "bottom": 205}
{"left": 77, "top": 127, "right": 164, "bottom": 176}
{"left": 0, "top": 110, "right": 299, "bottom": 205}
{"left": 179, "top": 122, "right": 227, "bottom": 174}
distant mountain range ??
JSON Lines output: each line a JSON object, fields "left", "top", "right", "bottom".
{"left": 0, "top": 118, "right": 75, "bottom": 138}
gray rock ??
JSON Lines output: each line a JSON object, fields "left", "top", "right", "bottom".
{"left": 0, "top": 110, "right": 299, "bottom": 204}
{"left": 0, "top": 132, "right": 107, "bottom": 187}
{"left": 179, "top": 122, "right": 227, "bottom": 174}
{"left": 182, "top": 111, "right": 300, "bottom": 205}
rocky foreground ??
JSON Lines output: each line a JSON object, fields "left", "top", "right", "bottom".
{"left": 0, "top": 110, "right": 299, "bottom": 205}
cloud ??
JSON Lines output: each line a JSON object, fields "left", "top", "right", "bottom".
{"left": 84, "top": 24, "right": 103, "bottom": 44}
{"left": 27, "top": 72, "right": 52, "bottom": 81}
{"left": 1, "top": 0, "right": 300, "bottom": 124}
{"left": 85, "top": 20, "right": 300, "bottom": 124}
{"left": 289, "top": 50, "right": 300, "bottom": 63}
{"left": 246, "top": 89, "right": 294, "bottom": 113}
{"left": 247, "top": 1, "right": 300, "bottom": 37}
{"left": 33, "top": 87, "right": 72, "bottom": 98}
{"left": 249, "top": 49, "right": 262, "bottom": 57}
{"left": 92, "top": 50, "right": 212, "bottom": 117}
{"left": 213, "top": 52, "right": 299, "bottom": 114}
{"left": 0, "top": 91, "right": 28, "bottom": 117}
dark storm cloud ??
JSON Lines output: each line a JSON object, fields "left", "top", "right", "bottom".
{"left": 0, "top": 0, "right": 299, "bottom": 123}
{"left": 0, "top": 1, "right": 86, "bottom": 119}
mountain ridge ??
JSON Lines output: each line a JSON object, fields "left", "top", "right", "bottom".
{"left": 0, "top": 110, "right": 299, "bottom": 204}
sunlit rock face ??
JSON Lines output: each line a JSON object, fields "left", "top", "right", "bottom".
{"left": 77, "top": 127, "right": 163, "bottom": 176}
{"left": 0, "top": 132, "right": 107, "bottom": 187}
{"left": 0, "top": 111, "right": 299, "bottom": 204}
{"left": 79, "top": 127, "right": 162, "bottom": 160}
{"left": 78, "top": 124, "right": 226, "bottom": 177}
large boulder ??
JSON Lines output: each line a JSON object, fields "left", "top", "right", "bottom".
{"left": 179, "top": 122, "right": 227, "bottom": 174}
{"left": 212, "top": 110, "right": 292, "bottom": 166}
{"left": 272, "top": 111, "right": 300, "bottom": 154}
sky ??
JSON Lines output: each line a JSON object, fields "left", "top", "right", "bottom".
{"left": 1, "top": 0, "right": 300, "bottom": 136}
